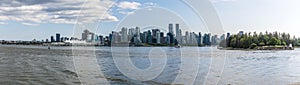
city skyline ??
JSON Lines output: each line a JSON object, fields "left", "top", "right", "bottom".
{"left": 37, "top": 23, "right": 222, "bottom": 46}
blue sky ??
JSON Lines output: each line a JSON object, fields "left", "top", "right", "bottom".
{"left": 0, "top": 0, "right": 300, "bottom": 40}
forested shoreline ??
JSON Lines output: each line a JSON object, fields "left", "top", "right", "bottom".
{"left": 220, "top": 31, "right": 299, "bottom": 50}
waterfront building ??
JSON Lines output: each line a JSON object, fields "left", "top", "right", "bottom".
{"left": 152, "top": 29, "right": 160, "bottom": 43}
{"left": 203, "top": 33, "right": 211, "bottom": 45}
{"left": 46, "top": 39, "right": 49, "bottom": 43}
{"left": 81, "top": 29, "right": 96, "bottom": 42}
{"left": 178, "top": 29, "right": 183, "bottom": 44}
{"left": 167, "top": 32, "right": 174, "bottom": 44}
{"left": 134, "top": 27, "right": 142, "bottom": 44}
{"left": 128, "top": 28, "right": 135, "bottom": 41}
{"left": 147, "top": 30, "right": 152, "bottom": 44}
{"left": 189, "top": 32, "right": 194, "bottom": 44}
{"left": 111, "top": 31, "right": 118, "bottom": 43}
{"left": 141, "top": 32, "right": 147, "bottom": 43}
{"left": 169, "top": 24, "right": 174, "bottom": 34}
{"left": 176, "top": 24, "right": 180, "bottom": 37}
{"left": 185, "top": 31, "right": 190, "bottom": 44}
{"left": 156, "top": 32, "right": 161, "bottom": 44}
{"left": 198, "top": 32, "right": 202, "bottom": 46}
{"left": 99, "top": 35, "right": 104, "bottom": 44}
{"left": 211, "top": 35, "right": 218, "bottom": 45}
{"left": 175, "top": 24, "right": 182, "bottom": 44}
{"left": 50, "top": 36, "right": 55, "bottom": 42}
{"left": 121, "top": 27, "right": 128, "bottom": 42}
{"left": 56, "top": 33, "right": 60, "bottom": 42}
{"left": 82, "top": 29, "right": 89, "bottom": 41}
{"left": 109, "top": 33, "right": 113, "bottom": 42}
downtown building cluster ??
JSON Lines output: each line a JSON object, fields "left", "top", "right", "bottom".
{"left": 0, "top": 24, "right": 227, "bottom": 46}
{"left": 69, "top": 23, "right": 227, "bottom": 46}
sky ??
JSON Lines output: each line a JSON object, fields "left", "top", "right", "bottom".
{"left": 0, "top": 0, "right": 300, "bottom": 40}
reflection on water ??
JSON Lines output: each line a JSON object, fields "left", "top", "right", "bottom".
{"left": 0, "top": 45, "right": 300, "bottom": 85}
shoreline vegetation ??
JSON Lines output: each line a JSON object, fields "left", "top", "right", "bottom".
{"left": 219, "top": 31, "right": 299, "bottom": 50}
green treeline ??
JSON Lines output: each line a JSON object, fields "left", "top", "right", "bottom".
{"left": 220, "top": 31, "right": 300, "bottom": 49}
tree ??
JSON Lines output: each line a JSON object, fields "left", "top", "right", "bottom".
{"left": 230, "top": 37, "right": 237, "bottom": 48}
{"left": 269, "top": 37, "right": 280, "bottom": 46}
{"left": 250, "top": 43, "right": 257, "bottom": 49}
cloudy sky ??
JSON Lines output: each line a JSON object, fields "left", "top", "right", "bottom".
{"left": 1, "top": 0, "right": 300, "bottom": 40}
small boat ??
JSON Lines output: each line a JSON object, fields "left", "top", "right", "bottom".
{"left": 175, "top": 44, "right": 182, "bottom": 48}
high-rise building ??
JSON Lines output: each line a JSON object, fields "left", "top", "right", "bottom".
{"left": 167, "top": 32, "right": 174, "bottom": 44}
{"left": 82, "top": 29, "right": 89, "bottom": 41}
{"left": 156, "top": 32, "right": 161, "bottom": 44}
{"left": 81, "top": 29, "right": 96, "bottom": 42}
{"left": 226, "top": 33, "right": 231, "bottom": 47}
{"left": 203, "top": 33, "right": 211, "bottom": 45}
{"left": 46, "top": 39, "right": 49, "bottom": 43}
{"left": 141, "top": 32, "right": 148, "bottom": 43}
{"left": 99, "top": 35, "right": 104, "bottom": 44}
{"left": 211, "top": 35, "right": 218, "bottom": 45}
{"left": 152, "top": 29, "right": 160, "bottom": 38}
{"left": 198, "top": 32, "right": 202, "bottom": 46}
{"left": 147, "top": 30, "right": 152, "bottom": 44}
{"left": 128, "top": 28, "right": 135, "bottom": 41}
{"left": 56, "top": 33, "right": 60, "bottom": 42}
{"left": 178, "top": 29, "right": 183, "bottom": 44}
{"left": 50, "top": 36, "right": 55, "bottom": 42}
{"left": 135, "top": 27, "right": 141, "bottom": 37}
{"left": 159, "top": 32, "right": 165, "bottom": 44}
{"left": 121, "top": 27, "right": 128, "bottom": 42}
{"left": 176, "top": 24, "right": 180, "bottom": 37}
{"left": 169, "top": 24, "right": 174, "bottom": 34}
{"left": 134, "top": 27, "right": 142, "bottom": 44}
{"left": 185, "top": 31, "right": 190, "bottom": 44}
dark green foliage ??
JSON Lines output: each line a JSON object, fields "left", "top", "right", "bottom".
{"left": 250, "top": 43, "right": 257, "bottom": 49}
{"left": 222, "top": 31, "right": 297, "bottom": 49}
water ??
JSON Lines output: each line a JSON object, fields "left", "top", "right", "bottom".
{"left": 0, "top": 45, "right": 300, "bottom": 85}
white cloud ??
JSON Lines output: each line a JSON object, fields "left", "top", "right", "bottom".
{"left": 22, "top": 22, "right": 39, "bottom": 26}
{"left": 144, "top": 2, "right": 157, "bottom": 7}
{"left": 0, "top": 0, "right": 119, "bottom": 25}
{"left": 0, "top": 22, "right": 8, "bottom": 25}
{"left": 116, "top": 2, "right": 158, "bottom": 15}
{"left": 117, "top": 1, "right": 141, "bottom": 10}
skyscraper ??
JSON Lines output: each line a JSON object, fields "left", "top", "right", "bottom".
{"left": 198, "top": 32, "right": 202, "bottom": 46}
{"left": 56, "top": 33, "right": 60, "bottom": 42}
{"left": 185, "top": 31, "right": 190, "bottom": 44}
{"left": 169, "top": 24, "right": 174, "bottom": 34}
{"left": 82, "top": 29, "right": 89, "bottom": 41}
{"left": 134, "top": 27, "right": 142, "bottom": 44}
{"left": 147, "top": 30, "right": 152, "bottom": 44}
{"left": 128, "top": 28, "right": 135, "bottom": 41}
{"left": 50, "top": 36, "right": 55, "bottom": 42}
{"left": 176, "top": 24, "right": 180, "bottom": 37}
{"left": 156, "top": 32, "right": 161, "bottom": 44}
{"left": 121, "top": 27, "right": 128, "bottom": 42}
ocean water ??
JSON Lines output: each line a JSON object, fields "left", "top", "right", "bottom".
{"left": 0, "top": 45, "right": 300, "bottom": 85}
